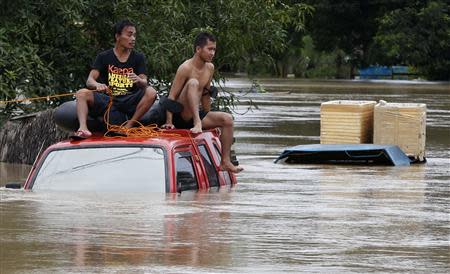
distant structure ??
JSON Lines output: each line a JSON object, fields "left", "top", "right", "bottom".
{"left": 356, "top": 66, "right": 417, "bottom": 80}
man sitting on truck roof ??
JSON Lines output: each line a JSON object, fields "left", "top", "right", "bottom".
{"left": 162, "top": 32, "right": 243, "bottom": 173}
{"left": 73, "top": 19, "right": 157, "bottom": 139}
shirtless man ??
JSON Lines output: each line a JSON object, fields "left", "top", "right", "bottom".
{"left": 74, "top": 19, "right": 157, "bottom": 138}
{"left": 162, "top": 32, "right": 243, "bottom": 173}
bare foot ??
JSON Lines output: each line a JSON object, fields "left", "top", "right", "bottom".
{"left": 124, "top": 121, "right": 134, "bottom": 128}
{"left": 190, "top": 124, "right": 202, "bottom": 134}
{"left": 220, "top": 162, "right": 244, "bottom": 173}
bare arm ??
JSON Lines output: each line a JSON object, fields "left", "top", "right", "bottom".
{"left": 128, "top": 73, "right": 148, "bottom": 88}
{"left": 86, "top": 69, "right": 108, "bottom": 92}
{"left": 201, "top": 65, "right": 214, "bottom": 112}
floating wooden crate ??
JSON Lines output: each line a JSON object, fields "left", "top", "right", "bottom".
{"left": 373, "top": 102, "right": 426, "bottom": 161}
{"left": 320, "top": 100, "right": 376, "bottom": 144}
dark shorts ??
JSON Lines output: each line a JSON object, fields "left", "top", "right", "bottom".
{"left": 89, "top": 89, "right": 145, "bottom": 125}
{"left": 173, "top": 110, "right": 209, "bottom": 129}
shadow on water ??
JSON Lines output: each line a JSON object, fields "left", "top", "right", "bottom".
{"left": 1, "top": 79, "right": 449, "bottom": 273}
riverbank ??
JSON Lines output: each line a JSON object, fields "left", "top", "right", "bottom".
{"left": 222, "top": 77, "right": 450, "bottom": 91}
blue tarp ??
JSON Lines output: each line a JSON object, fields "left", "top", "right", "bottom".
{"left": 392, "top": 66, "right": 410, "bottom": 74}
{"left": 358, "top": 66, "right": 411, "bottom": 79}
{"left": 359, "top": 66, "right": 392, "bottom": 78}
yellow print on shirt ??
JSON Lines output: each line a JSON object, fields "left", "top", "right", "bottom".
{"left": 108, "top": 72, "right": 134, "bottom": 95}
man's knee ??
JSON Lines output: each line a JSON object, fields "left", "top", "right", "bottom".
{"left": 144, "top": 86, "right": 157, "bottom": 101}
{"left": 75, "top": 88, "right": 93, "bottom": 101}
{"left": 186, "top": 79, "right": 202, "bottom": 94}
{"left": 220, "top": 112, "right": 234, "bottom": 127}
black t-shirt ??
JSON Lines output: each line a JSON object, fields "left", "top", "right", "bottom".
{"left": 91, "top": 49, "right": 147, "bottom": 96}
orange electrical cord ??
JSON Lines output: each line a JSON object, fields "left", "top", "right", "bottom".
{"left": 102, "top": 89, "right": 180, "bottom": 139}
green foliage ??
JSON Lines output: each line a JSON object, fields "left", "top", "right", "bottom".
{"left": 266, "top": 2, "right": 314, "bottom": 77}
{"left": 0, "top": 0, "right": 314, "bottom": 119}
{"left": 305, "top": 0, "right": 441, "bottom": 79}
{"left": 294, "top": 36, "right": 342, "bottom": 79}
{"left": 0, "top": 0, "right": 96, "bottom": 117}
{"left": 1, "top": 0, "right": 448, "bottom": 125}
{"left": 305, "top": 0, "right": 389, "bottom": 68}
{"left": 371, "top": 1, "right": 450, "bottom": 80}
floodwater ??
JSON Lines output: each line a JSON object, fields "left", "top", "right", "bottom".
{"left": 1, "top": 79, "right": 449, "bottom": 273}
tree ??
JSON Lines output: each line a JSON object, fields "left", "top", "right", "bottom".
{"left": 0, "top": 0, "right": 314, "bottom": 120}
{"left": 266, "top": 2, "right": 314, "bottom": 77}
{"left": 305, "top": 0, "right": 410, "bottom": 77}
{"left": 371, "top": 1, "right": 450, "bottom": 80}
{"left": 0, "top": 0, "right": 97, "bottom": 117}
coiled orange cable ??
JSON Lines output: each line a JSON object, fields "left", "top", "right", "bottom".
{"left": 102, "top": 89, "right": 180, "bottom": 139}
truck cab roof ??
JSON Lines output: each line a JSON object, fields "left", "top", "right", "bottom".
{"left": 23, "top": 129, "right": 237, "bottom": 193}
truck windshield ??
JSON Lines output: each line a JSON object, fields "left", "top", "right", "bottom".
{"left": 31, "top": 146, "right": 166, "bottom": 192}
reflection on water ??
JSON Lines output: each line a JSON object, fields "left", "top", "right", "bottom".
{"left": 0, "top": 162, "right": 31, "bottom": 187}
{"left": 0, "top": 191, "right": 234, "bottom": 273}
{"left": 1, "top": 79, "right": 449, "bottom": 273}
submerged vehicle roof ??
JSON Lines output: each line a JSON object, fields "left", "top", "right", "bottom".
{"left": 22, "top": 129, "right": 237, "bottom": 193}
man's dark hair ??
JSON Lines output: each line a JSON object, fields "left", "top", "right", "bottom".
{"left": 113, "top": 19, "right": 136, "bottom": 40}
{"left": 194, "top": 32, "right": 216, "bottom": 52}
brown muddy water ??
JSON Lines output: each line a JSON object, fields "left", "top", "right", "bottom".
{"left": 1, "top": 79, "right": 449, "bottom": 273}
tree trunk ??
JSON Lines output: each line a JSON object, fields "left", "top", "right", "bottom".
{"left": 0, "top": 109, "right": 70, "bottom": 165}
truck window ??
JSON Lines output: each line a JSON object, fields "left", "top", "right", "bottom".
{"left": 198, "top": 144, "right": 219, "bottom": 187}
{"left": 213, "top": 144, "right": 232, "bottom": 185}
{"left": 175, "top": 151, "right": 198, "bottom": 192}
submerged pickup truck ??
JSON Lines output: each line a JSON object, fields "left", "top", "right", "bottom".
{"left": 20, "top": 129, "right": 237, "bottom": 193}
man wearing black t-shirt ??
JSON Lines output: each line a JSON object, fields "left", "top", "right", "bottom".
{"left": 73, "top": 19, "right": 157, "bottom": 138}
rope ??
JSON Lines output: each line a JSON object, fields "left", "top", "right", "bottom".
{"left": 0, "top": 93, "right": 75, "bottom": 104}
{"left": 1, "top": 88, "right": 182, "bottom": 139}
